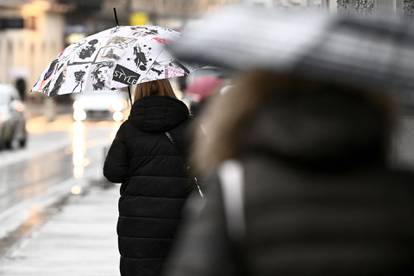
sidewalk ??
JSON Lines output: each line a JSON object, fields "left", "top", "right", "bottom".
{"left": 0, "top": 185, "right": 120, "bottom": 276}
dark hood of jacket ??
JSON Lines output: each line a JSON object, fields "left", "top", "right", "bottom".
{"left": 129, "top": 96, "right": 189, "bottom": 133}
{"left": 243, "top": 89, "right": 391, "bottom": 169}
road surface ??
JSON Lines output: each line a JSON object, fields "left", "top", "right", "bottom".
{"left": 0, "top": 115, "right": 120, "bottom": 245}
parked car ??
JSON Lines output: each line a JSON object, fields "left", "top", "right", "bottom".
{"left": 0, "top": 84, "right": 27, "bottom": 149}
{"left": 72, "top": 91, "right": 128, "bottom": 122}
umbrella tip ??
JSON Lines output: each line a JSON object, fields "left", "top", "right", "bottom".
{"left": 113, "top": 8, "right": 119, "bottom": 26}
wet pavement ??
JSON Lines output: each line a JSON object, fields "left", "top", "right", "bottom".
{"left": 0, "top": 114, "right": 120, "bottom": 251}
{"left": 0, "top": 118, "right": 114, "bottom": 214}
{"left": 0, "top": 194, "right": 70, "bottom": 258}
{"left": 0, "top": 109, "right": 121, "bottom": 275}
{"left": 0, "top": 185, "right": 119, "bottom": 276}
{"left": 1, "top": 109, "right": 414, "bottom": 275}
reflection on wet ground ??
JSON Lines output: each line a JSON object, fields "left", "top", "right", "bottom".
{"left": 0, "top": 196, "right": 69, "bottom": 258}
{"left": 0, "top": 145, "right": 73, "bottom": 212}
{"left": 72, "top": 122, "right": 87, "bottom": 179}
{"left": 0, "top": 117, "right": 120, "bottom": 227}
{"left": 0, "top": 116, "right": 120, "bottom": 259}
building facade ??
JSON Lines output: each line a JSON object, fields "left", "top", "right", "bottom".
{"left": 243, "top": 0, "right": 324, "bottom": 8}
{"left": 0, "top": 0, "right": 68, "bottom": 95}
{"left": 131, "top": 0, "right": 240, "bottom": 28}
{"left": 327, "top": 0, "right": 414, "bottom": 15}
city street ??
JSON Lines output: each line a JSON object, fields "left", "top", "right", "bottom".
{"left": 1, "top": 1, "right": 414, "bottom": 275}
{"left": 0, "top": 184, "right": 119, "bottom": 276}
{"left": 0, "top": 109, "right": 414, "bottom": 275}
{"left": 0, "top": 113, "right": 120, "bottom": 258}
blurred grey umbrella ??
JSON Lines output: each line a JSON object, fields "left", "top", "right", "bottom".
{"left": 168, "top": 6, "right": 414, "bottom": 91}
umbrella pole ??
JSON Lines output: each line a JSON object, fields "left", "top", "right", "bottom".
{"left": 113, "top": 8, "right": 119, "bottom": 26}
{"left": 127, "top": 86, "right": 133, "bottom": 107}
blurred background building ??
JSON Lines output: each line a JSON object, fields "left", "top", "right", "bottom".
{"left": 329, "top": 0, "right": 414, "bottom": 15}
{"left": 0, "top": 0, "right": 68, "bottom": 97}
{"left": 241, "top": 0, "right": 414, "bottom": 15}
{"left": 0, "top": 0, "right": 412, "bottom": 102}
{"left": 130, "top": 0, "right": 239, "bottom": 28}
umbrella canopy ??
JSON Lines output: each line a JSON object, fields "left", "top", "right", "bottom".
{"left": 168, "top": 6, "right": 414, "bottom": 91}
{"left": 32, "top": 25, "right": 193, "bottom": 96}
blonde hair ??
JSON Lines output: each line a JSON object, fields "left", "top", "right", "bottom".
{"left": 134, "top": 79, "right": 176, "bottom": 102}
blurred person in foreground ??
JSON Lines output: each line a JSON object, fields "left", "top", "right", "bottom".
{"left": 104, "top": 80, "right": 194, "bottom": 276}
{"left": 164, "top": 70, "right": 414, "bottom": 276}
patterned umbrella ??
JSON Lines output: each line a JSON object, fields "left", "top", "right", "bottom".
{"left": 168, "top": 6, "right": 414, "bottom": 92}
{"left": 32, "top": 25, "right": 193, "bottom": 96}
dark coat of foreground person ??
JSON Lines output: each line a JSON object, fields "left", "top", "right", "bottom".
{"left": 104, "top": 80, "right": 193, "bottom": 276}
{"left": 165, "top": 71, "right": 414, "bottom": 276}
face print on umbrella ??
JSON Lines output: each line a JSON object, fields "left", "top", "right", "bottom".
{"left": 79, "top": 39, "right": 99, "bottom": 59}
{"left": 91, "top": 62, "right": 114, "bottom": 90}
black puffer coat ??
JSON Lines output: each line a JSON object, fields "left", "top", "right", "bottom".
{"left": 104, "top": 96, "right": 192, "bottom": 276}
{"left": 165, "top": 92, "right": 414, "bottom": 276}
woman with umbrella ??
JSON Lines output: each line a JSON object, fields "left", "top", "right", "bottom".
{"left": 104, "top": 79, "right": 193, "bottom": 276}
{"left": 31, "top": 25, "right": 197, "bottom": 276}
